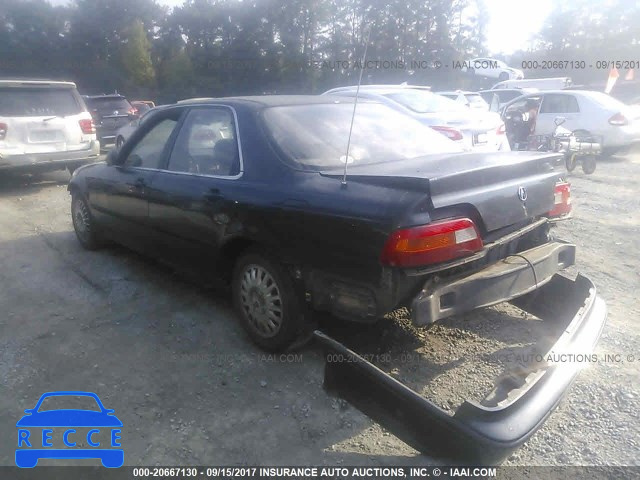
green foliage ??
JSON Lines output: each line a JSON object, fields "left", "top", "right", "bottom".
{"left": 121, "top": 20, "right": 156, "bottom": 87}
{"left": 3, "top": 0, "right": 636, "bottom": 98}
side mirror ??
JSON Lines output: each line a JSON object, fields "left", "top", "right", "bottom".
{"left": 554, "top": 116, "right": 566, "bottom": 126}
{"left": 105, "top": 150, "right": 118, "bottom": 166}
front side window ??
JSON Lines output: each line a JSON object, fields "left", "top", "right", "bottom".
{"left": 124, "top": 117, "right": 179, "bottom": 169}
{"left": 166, "top": 108, "right": 240, "bottom": 176}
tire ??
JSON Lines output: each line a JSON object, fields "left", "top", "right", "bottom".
{"left": 67, "top": 165, "right": 76, "bottom": 175}
{"left": 232, "top": 250, "right": 309, "bottom": 351}
{"left": 498, "top": 72, "right": 509, "bottom": 81}
{"left": 582, "top": 155, "right": 597, "bottom": 174}
{"left": 565, "top": 153, "right": 578, "bottom": 172}
{"left": 468, "top": 67, "right": 475, "bottom": 76}
{"left": 71, "top": 194, "right": 104, "bottom": 250}
{"left": 116, "top": 136, "right": 125, "bottom": 150}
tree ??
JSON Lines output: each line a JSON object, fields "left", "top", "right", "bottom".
{"left": 121, "top": 20, "right": 156, "bottom": 87}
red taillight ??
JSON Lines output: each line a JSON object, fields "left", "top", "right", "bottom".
{"left": 608, "top": 112, "right": 628, "bottom": 126}
{"left": 128, "top": 107, "right": 137, "bottom": 116}
{"left": 496, "top": 122, "right": 506, "bottom": 135}
{"left": 381, "top": 218, "right": 483, "bottom": 267}
{"left": 430, "top": 125, "right": 464, "bottom": 142}
{"left": 0, "top": 122, "right": 7, "bottom": 140}
{"left": 79, "top": 118, "right": 95, "bottom": 134}
{"left": 548, "top": 181, "right": 571, "bottom": 217}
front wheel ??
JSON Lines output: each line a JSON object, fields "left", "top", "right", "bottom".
{"left": 565, "top": 153, "right": 578, "bottom": 172}
{"left": 582, "top": 155, "right": 597, "bottom": 174}
{"left": 116, "top": 136, "right": 125, "bottom": 150}
{"left": 71, "top": 194, "right": 104, "bottom": 250}
{"left": 232, "top": 251, "right": 309, "bottom": 351}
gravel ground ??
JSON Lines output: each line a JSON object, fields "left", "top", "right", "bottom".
{"left": 0, "top": 151, "right": 638, "bottom": 467}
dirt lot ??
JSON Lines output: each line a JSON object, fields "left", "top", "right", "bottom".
{"left": 0, "top": 151, "right": 638, "bottom": 467}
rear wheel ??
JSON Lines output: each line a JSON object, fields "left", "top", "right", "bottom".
{"left": 232, "top": 250, "right": 309, "bottom": 351}
{"left": 582, "top": 155, "right": 597, "bottom": 174}
{"left": 71, "top": 194, "right": 104, "bottom": 250}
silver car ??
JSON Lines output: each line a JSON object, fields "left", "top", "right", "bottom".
{"left": 0, "top": 79, "right": 100, "bottom": 174}
{"left": 114, "top": 107, "right": 159, "bottom": 150}
{"left": 501, "top": 90, "right": 640, "bottom": 155}
{"left": 323, "top": 85, "right": 510, "bottom": 152}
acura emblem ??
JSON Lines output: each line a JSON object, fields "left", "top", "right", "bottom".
{"left": 517, "top": 186, "right": 527, "bottom": 202}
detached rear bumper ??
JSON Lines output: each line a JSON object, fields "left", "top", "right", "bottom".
{"left": 315, "top": 274, "right": 606, "bottom": 464}
{"left": 411, "top": 241, "right": 576, "bottom": 326}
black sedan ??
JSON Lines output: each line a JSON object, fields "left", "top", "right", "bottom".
{"left": 68, "top": 95, "right": 606, "bottom": 462}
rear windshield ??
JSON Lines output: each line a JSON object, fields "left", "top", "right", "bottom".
{"left": 466, "top": 94, "right": 489, "bottom": 109}
{"left": 0, "top": 87, "right": 82, "bottom": 117}
{"left": 86, "top": 97, "right": 132, "bottom": 112}
{"left": 263, "top": 103, "right": 463, "bottom": 171}
{"left": 385, "top": 90, "right": 467, "bottom": 113}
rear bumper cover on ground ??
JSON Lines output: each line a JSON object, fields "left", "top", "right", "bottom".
{"left": 411, "top": 241, "right": 576, "bottom": 326}
{"left": 315, "top": 273, "right": 606, "bottom": 464}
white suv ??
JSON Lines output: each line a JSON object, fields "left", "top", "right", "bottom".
{"left": 0, "top": 79, "right": 100, "bottom": 174}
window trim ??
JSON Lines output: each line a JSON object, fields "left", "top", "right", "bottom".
{"left": 160, "top": 105, "right": 244, "bottom": 180}
{"left": 119, "top": 104, "right": 244, "bottom": 180}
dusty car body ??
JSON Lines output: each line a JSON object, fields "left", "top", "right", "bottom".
{"left": 68, "top": 95, "right": 606, "bottom": 463}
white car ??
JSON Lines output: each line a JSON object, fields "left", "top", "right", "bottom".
{"left": 479, "top": 88, "right": 539, "bottom": 111}
{"left": 0, "top": 79, "right": 100, "bottom": 174}
{"left": 437, "top": 91, "right": 490, "bottom": 111}
{"left": 323, "top": 85, "right": 510, "bottom": 152}
{"left": 462, "top": 58, "right": 524, "bottom": 82}
{"left": 501, "top": 90, "right": 640, "bottom": 155}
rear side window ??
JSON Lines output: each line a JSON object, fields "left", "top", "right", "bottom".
{"left": 0, "top": 87, "right": 82, "bottom": 117}
{"left": 167, "top": 108, "right": 240, "bottom": 176}
{"left": 540, "top": 94, "right": 580, "bottom": 114}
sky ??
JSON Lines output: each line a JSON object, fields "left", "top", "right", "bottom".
{"left": 47, "top": 0, "right": 554, "bottom": 55}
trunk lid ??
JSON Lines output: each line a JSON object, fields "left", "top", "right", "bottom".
{"left": 321, "top": 151, "right": 564, "bottom": 233}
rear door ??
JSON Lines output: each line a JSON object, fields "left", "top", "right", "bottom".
{"left": 0, "top": 84, "right": 92, "bottom": 155}
{"left": 147, "top": 106, "right": 243, "bottom": 267}
{"left": 535, "top": 93, "right": 581, "bottom": 135}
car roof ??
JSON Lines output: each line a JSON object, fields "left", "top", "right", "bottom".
{"left": 84, "top": 94, "right": 127, "bottom": 99}
{"left": 324, "top": 85, "right": 431, "bottom": 94}
{"left": 177, "top": 95, "right": 370, "bottom": 108}
{"left": 437, "top": 90, "right": 480, "bottom": 95}
{"left": 0, "top": 79, "right": 76, "bottom": 88}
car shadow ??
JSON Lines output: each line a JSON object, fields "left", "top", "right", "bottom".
{"left": 0, "top": 171, "right": 70, "bottom": 199}
{"left": 0, "top": 229, "right": 568, "bottom": 467}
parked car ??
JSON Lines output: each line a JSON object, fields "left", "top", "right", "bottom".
{"left": 479, "top": 88, "right": 539, "bottom": 111}
{"left": 501, "top": 90, "right": 640, "bottom": 155}
{"left": 323, "top": 85, "right": 509, "bottom": 152}
{"left": 436, "top": 90, "right": 490, "bottom": 111}
{"left": 131, "top": 101, "right": 153, "bottom": 116}
{"left": 0, "top": 79, "right": 100, "bottom": 174}
{"left": 492, "top": 77, "right": 572, "bottom": 91}
{"left": 68, "top": 95, "right": 606, "bottom": 462}
{"left": 115, "top": 106, "right": 160, "bottom": 150}
{"left": 83, "top": 94, "right": 137, "bottom": 148}
{"left": 461, "top": 58, "right": 524, "bottom": 81}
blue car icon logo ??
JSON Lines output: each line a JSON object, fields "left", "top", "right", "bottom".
{"left": 16, "top": 391, "right": 123, "bottom": 468}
